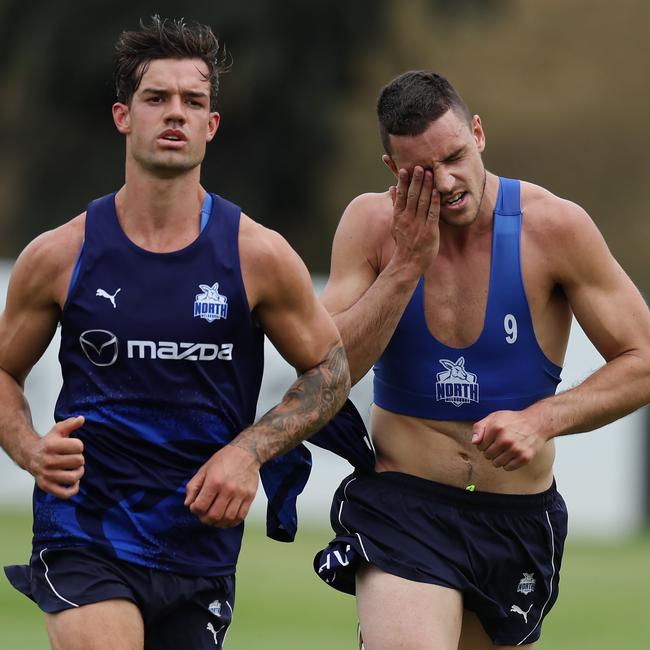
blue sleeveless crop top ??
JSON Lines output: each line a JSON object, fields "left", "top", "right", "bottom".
{"left": 373, "top": 177, "right": 562, "bottom": 421}
{"left": 31, "top": 192, "right": 311, "bottom": 575}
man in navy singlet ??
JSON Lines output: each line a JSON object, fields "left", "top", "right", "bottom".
{"left": 313, "top": 71, "right": 650, "bottom": 648}
{"left": 0, "top": 17, "right": 350, "bottom": 650}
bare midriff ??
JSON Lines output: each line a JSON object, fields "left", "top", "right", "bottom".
{"left": 371, "top": 405, "right": 555, "bottom": 494}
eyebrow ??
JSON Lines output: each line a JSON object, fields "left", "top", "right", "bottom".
{"left": 140, "top": 87, "right": 209, "bottom": 99}
{"left": 441, "top": 146, "right": 465, "bottom": 163}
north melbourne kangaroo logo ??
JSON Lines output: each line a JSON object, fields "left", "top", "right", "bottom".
{"left": 517, "top": 572, "right": 537, "bottom": 595}
{"left": 208, "top": 600, "right": 222, "bottom": 617}
{"left": 96, "top": 288, "right": 121, "bottom": 308}
{"left": 435, "top": 357, "right": 479, "bottom": 407}
{"left": 510, "top": 604, "right": 533, "bottom": 624}
{"left": 194, "top": 282, "right": 228, "bottom": 322}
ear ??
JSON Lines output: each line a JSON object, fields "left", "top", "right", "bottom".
{"left": 112, "top": 102, "right": 131, "bottom": 135}
{"left": 382, "top": 154, "right": 399, "bottom": 178}
{"left": 440, "top": 360, "right": 454, "bottom": 371}
{"left": 471, "top": 115, "right": 485, "bottom": 153}
{"left": 206, "top": 112, "right": 220, "bottom": 143}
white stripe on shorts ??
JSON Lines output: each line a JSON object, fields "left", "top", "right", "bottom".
{"left": 355, "top": 533, "right": 370, "bottom": 562}
{"left": 516, "top": 510, "right": 556, "bottom": 645}
{"left": 338, "top": 476, "right": 358, "bottom": 534}
{"left": 39, "top": 548, "right": 80, "bottom": 608}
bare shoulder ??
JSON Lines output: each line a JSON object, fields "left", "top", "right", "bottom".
{"left": 521, "top": 181, "right": 597, "bottom": 238}
{"left": 343, "top": 191, "right": 392, "bottom": 218}
{"left": 1, "top": 213, "right": 85, "bottom": 379}
{"left": 338, "top": 191, "right": 393, "bottom": 238}
{"left": 520, "top": 180, "right": 616, "bottom": 282}
{"left": 238, "top": 212, "right": 295, "bottom": 269}
{"left": 238, "top": 213, "right": 311, "bottom": 309}
{"left": 11, "top": 213, "right": 86, "bottom": 307}
{"left": 331, "top": 191, "right": 395, "bottom": 274}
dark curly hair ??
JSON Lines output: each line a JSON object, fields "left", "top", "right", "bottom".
{"left": 113, "top": 15, "right": 230, "bottom": 111}
{"left": 377, "top": 71, "right": 472, "bottom": 154}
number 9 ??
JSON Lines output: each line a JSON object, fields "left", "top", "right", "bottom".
{"left": 504, "top": 314, "right": 517, "bottom": 344}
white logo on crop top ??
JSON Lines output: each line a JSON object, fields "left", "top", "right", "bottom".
{"left": 435, "top": 357, "right": 480, "bottom": 407}
{"left": 194, "top": 283, "right": 228, "bottom": 322}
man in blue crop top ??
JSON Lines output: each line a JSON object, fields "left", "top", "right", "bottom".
{"left": 0, "top": 16, "right": 350, "bottom": 650}
{"left": 314, "top": 71, "right": 650, "bottom": 648}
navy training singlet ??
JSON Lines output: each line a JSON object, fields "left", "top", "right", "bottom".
{"left": 33, "top": 192, "right": 273, "bottom": 575}
{"left": 373, "top": 177, "right": 562, "bottom": 421}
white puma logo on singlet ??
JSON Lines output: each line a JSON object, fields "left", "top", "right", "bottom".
{"left": 96, "top": 288, "right": 121, "bottom": 308}
{"left": 510, "top": 603, "right": 533, "bottom": 623}
{"left": 206, "top": 622, "right": 223, "bottom": 646}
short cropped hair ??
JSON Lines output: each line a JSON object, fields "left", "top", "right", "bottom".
{"left": 113, "top": 15, "right": 230, "bottom": 111}
{"left": 377, "top": 71, "right": 472, "bottom": 154}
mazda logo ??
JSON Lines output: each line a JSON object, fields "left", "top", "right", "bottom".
{"left": 79, "top": 329, "right": 119, "bottom": 367}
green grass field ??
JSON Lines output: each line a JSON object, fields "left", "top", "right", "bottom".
{"left": 1, "top": 510, "right": 649, "bottom": 649}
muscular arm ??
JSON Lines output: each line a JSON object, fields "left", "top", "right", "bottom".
{"left": 533, "top": 207, "right": 650, "bottom": 432}
{"left": 474, "top": 200, "right": 650, "bottom": 469}
{"left": 185, "top": 222, "right": 350, "bottom": 526}
{"left": 321, "top": 167, "right": 440, "bottom": 385}
{"left": 0, "top": 224, "right": 86, "bottom": 496}
{"left": 231, "top": 342, "right": 348, "bottom": 464}
{"left": 232, "top": 228, "right": 351, "bottom": 459}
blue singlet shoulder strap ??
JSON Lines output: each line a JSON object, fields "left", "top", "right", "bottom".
{"left": 200, "top": 193, "right": 213, "bottom": 233}
{"left": 495, "top": 177, "right": 521, "bottom": 216}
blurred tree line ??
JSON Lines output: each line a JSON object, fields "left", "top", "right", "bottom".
{"left": 0, "top": 0, "right": 389, "bottom": 261}
{"left": 0, "top": 0, "right": 648, "bottom": 290}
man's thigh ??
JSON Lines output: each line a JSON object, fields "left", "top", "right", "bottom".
{"left": 356, "top": 563, "right": 463, "bottom": 650}
{"left": 459, "top": 610, "right": 535, "bottom": 650}
{"left": 46, "top": 599, "right": 144, "bottom": 650}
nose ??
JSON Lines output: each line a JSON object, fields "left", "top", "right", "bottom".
{"left": 434, "top": 165, "right": 455, "bottom": 194}
{"left": 164, "top": 95, "right": 186, "bottom": 125}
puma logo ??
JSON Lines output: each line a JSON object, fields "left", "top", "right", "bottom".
{"left": 206, "top": 622, "right": 224, "bottom": 646}
{"left": 96, "top": 288, "right": 121, "bottom": 308}
{"left": 510, "top": 603, "right": 533, "bottom": 623}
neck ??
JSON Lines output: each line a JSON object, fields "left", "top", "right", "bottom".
{"left": 113, "top": 163, "right": 207, "bottom": 253}
{"left": 476, "top": 171, "right": 499, "bottom": 223}
{"left": 117, "top": 161, "right": 205, "bottom": 232}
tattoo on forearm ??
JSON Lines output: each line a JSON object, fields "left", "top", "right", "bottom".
{"left": 231, "top": 342, "right": 350, "bottom": 464}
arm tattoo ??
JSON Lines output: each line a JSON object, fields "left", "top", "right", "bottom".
{"left": 230, "top": 342, "right": 350, "bottom": 465}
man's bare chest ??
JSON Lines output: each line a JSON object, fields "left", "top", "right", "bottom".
{"left": 422, "top": 257, "right": 491, "bottom": 348}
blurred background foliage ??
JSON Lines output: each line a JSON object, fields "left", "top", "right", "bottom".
{"left": 0, "top": 0, "right": 648, "bottom": 287}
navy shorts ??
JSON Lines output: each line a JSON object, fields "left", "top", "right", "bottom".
{"left": 4, "top": 546, "right": 235, "bottom": 649}
{"left": 314, "top": 471, "right": 568, "bottom": 646}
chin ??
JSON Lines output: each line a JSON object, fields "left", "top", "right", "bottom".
{"left": 147, "top": 158, "right": 200, "bottom": 176}
{"left": 441, "top": 212, "right": 478, "bottom": 228}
